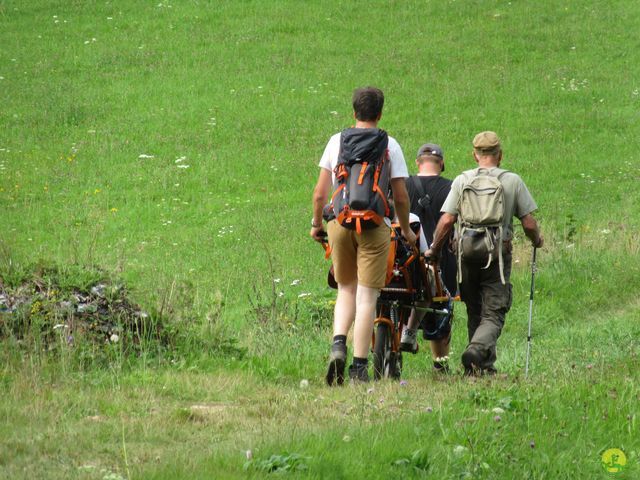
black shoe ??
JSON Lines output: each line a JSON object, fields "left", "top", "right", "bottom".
{"left": 326, "top": 344, "right": 346, "bottom": 386}
{"left": 348, "top": 363, "right": 370, "bottom": 383}
{"left": 461, "top": 348, "right": 483, "bottom": 376}
{"left": 433, "top": 361, "right": 450, "bottom": 374}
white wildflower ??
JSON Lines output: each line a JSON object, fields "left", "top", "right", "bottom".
{"left": 110, "top": 334, "right": 119, "bottom": 343}
{"left": 298, "top": 292, "right": 311, "bottom": 298}
{"left": 492, "top": 407, "right": 505, "bottom": 414}
{"left": 290, "top": 279, "right": 301, "bottom": 286}
{"left": 453, "top": 445, "right": 467, "bottom": 456}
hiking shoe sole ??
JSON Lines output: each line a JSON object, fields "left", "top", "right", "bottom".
{"left": 326, "top": 358, "right": 346, "bottom": 386}
{"left": 399, "top": 342, "right": 418, "bottom": 354}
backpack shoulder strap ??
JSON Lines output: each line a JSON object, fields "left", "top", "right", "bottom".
{"left": 489, "top": 167, "right": 509, "bottom": 179}
{"left": 410, "top": 175, "right": 427, "bottom": 201}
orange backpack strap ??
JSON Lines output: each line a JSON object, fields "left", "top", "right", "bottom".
{"left": 322, "top": 241, "right": 332, "bottom": 259}
{"left": 357, "top": 162, "right": 369, "bottom": 185}
{"left": 373, "top": 184, "right": 390, "bottom": 216}
{"left": 385, "top": 228, "right": 397, "bottom": 285}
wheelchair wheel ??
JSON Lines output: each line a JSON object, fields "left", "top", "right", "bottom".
{"left": 373, "top": 323, "right": 402, "bottom": 380}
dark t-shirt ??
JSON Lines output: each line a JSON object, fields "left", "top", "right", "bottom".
{"left": 405, "top": 175, "right": 457, "bottom": 294}
{"left": 406, "top": 176, "right": 452, "bottom": 243}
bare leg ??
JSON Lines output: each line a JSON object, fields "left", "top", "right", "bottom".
{"left": 406, "top": 307, "right": 424, "bottom": 331}
{"left": 352, "top": 285, "right": 379, "bottom": 359}
{"left": 333, "top": 281, "right": 357, "bottom": 337}
{"left": 429, "top": 334, "right": 451, "bottom": 360}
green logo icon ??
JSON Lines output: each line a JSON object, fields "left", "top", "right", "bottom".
{"left": 601, "top": 448, "right": 626, "bottom": 474}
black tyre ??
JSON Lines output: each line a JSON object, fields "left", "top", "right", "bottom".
{"left": 373, "top": 323, "right": 402, "bottom": 380}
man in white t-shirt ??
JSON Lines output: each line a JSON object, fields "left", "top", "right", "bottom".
{"left": 310, "top": 86, "right": 416, "bottom": 385}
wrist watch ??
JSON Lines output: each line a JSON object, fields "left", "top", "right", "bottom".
{"left": 311, "top": 218, "right": 322, "bottom": 228}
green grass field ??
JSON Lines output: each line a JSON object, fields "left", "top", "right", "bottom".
{"left": 1, "top": 1, "right": 639, "bottom": 478}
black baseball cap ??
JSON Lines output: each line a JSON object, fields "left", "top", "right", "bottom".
{"left": 416, "top": 143, "right": 445, "bottom": 171}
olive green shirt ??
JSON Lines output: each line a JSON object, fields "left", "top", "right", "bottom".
{"left": 441, "top": 167, "right": 538, "bottom": 241}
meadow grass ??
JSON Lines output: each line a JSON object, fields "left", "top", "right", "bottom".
{"left": 1, "top": 0, "right": 639, "bottom": 478}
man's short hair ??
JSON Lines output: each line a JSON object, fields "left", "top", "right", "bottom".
{"left": 352, "top": 87, "right": 384, "bottom": 121}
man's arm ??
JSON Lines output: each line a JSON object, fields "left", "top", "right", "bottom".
{"left": 520, "top": 213, "right": 544, "bottom": 248}
{"left": 310, "top": 168, "right": 332, "bottom": 242}
{"left": 425, "top": 212, "right": 457, "bottom": 258}
{"left": 390, "top": 177, "right": 417, "bottom": 247}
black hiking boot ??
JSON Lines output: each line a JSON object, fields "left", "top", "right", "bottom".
{"left": 325, "top": 343, "right": 346, "bottom": 386}
{"left": 433, "top": 361, "right": 451, "bottom": 374}
{"left": 461, "top": 348, "right": 484, "bottom": 376}
{"left": 348, "top": 363, "right": 370, "bottom": 383}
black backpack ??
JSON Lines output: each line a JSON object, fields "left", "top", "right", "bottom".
{"left": 327, "top": 128, "right": 391, "bottom": 234}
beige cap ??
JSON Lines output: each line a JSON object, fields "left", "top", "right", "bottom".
{"left": 472, "top": 131, "right": 501, "bottom": 151}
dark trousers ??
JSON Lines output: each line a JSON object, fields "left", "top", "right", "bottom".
{"left": 459, "top": 253, "right": 513, "bottom": 370}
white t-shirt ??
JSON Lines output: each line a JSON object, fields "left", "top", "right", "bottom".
{"left": 318, "top": 131, "right": 409, "bottom": 183}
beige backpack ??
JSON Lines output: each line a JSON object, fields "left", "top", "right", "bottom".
{"left": 456, "top": 168, "right": 507, "bottom": 284}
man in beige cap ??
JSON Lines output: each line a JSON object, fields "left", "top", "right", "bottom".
{"left": 426, "top": 131, "right": 544, "bottom": 375}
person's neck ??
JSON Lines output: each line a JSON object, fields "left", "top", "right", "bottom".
{"left": 477, "top": 160, "right": 499, "bottom": 169}
{"left": 355, "top": 120, "right": 378, "bottom": 129}
{"left": 417, "top": 171, "right": 440, "bottom": 177}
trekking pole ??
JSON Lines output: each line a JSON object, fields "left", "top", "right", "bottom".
{"left": 525, "top": 247, "right": 537, "bottom": 378}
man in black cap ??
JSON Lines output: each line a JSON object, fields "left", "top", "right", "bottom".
{"left": 400, "top": 143, "right": 456, "bottom": 372}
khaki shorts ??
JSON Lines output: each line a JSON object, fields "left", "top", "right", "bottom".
{"left": 327, "top": 220, "right": 391, "bottom": 289}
